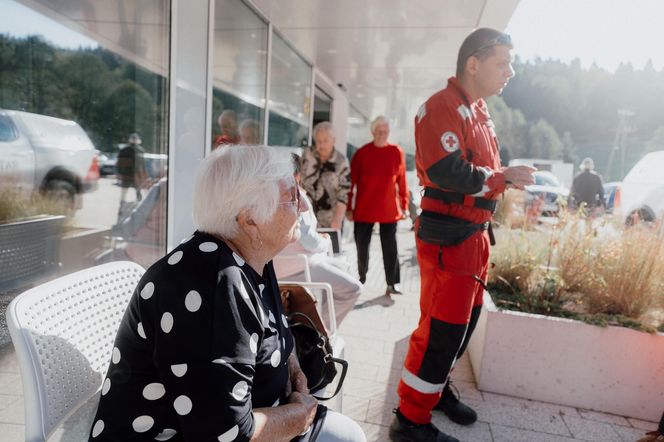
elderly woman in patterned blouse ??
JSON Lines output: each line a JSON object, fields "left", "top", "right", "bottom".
{"left": 300, "top": 122, "right": 351, "bottom": 230}
{"left": 89, "top": 146, "right": 365, "bottom": 442}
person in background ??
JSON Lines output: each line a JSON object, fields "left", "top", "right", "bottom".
{"left": 274, "top": 154, "right": 362, "bottom": 327}
{"left": 116, "top": 132, "right": 148, "bottom": 212}
{"left": 90, "top": 145, "right": 365, "bottom": 442}
{"left": 347, "top": 116, "right": 408, "bottom": 295}
{"left": 569, "top": 157, "right": 605, "bottom": 215}
{"left": 392, "top": 28, "right": 535, "bottom": 442}
{"left": 213, "top": 110, "right": 239, "bottom": 149}
{"left": 300, "top": 122, "right": 351, "bottom": 230}
{"left": 239, "top": 118, "right": 261, "bottom": 145}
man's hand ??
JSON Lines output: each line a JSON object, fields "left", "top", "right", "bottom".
{"left": 503, "top": 165, "right": 537, "bottom": 190}
{"left": 345, "top": 211, "right": 354, "bottom": 221}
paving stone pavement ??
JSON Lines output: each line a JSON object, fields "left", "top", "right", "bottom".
{"left": 0, "top": 221, "right": 657, "bottom": 441}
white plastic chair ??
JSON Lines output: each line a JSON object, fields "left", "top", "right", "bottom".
{"left": 6, "top": 261, "right": 145, "bottom": 442}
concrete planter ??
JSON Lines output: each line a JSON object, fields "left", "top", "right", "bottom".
{"left": 468, "top": 292, "right": 664, "bottom": 422}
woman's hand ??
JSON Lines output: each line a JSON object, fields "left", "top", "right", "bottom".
{"left": 287, "top": 353, "right": 309, "bottom": 394}
{"left": 287, "top": 391, "right": 318, "bottom": 434}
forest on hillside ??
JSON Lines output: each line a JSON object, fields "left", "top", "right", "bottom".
{"left": 3, "top": 34, "right": 664, "bottom": 181}
{"left": 491, "top": 56, "right": 664, "bottom": 180}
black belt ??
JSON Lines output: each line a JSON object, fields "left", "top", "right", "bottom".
{"left": 423, "top": 187, "right": 497, "bottom": 212}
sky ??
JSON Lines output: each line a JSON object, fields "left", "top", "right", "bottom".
{"left": 3, "top": 0, "right": 664, "bottom": 73}
{"left": 0, "top": 0, "right": 97, "bottom": 49}
{"left": 506, "top": 0, "right": 664, "bottom": 72}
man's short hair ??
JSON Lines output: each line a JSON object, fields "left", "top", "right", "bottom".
{"left": 581, "top": 157, "right": 594, "bottom": 171}
{"left": 456, "top": 28, "right": 513, "bottom": 77}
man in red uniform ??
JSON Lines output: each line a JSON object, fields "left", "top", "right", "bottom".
{"left": 390, "top": 28, "right": 536, "bottom": 442}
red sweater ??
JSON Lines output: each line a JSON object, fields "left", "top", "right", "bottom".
{"left": 349, "top": 142, "right": 409, "bottom": 223}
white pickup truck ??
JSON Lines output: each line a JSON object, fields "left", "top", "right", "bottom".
{"left": 0, "top": 109, "right": 99, "bottom": 207}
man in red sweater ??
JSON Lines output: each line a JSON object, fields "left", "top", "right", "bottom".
{"left": 390, "top": 28, "right": 535, "bottom": 442}
{"left": 347, "top": 116, "right": 409, "bottom": 295}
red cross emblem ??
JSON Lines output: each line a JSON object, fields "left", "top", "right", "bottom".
{"left": 440, "top": 131, "right": 460, "bottom": 152}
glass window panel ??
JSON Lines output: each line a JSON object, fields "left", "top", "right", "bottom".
{"left": 0, "top": 0, "right": 170, "bottom": 295}
{"left": 347, "top": 106, "right": 369, "bottom": 159}
{"left": 212, "top": 0, "right": 267, "bottom": 148}
{"left": 267, "top": 32, "right": 312, "bottom": 147}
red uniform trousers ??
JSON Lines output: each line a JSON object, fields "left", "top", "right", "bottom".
{"left": 397, "top": 225, "right": 490, "bottom": 424}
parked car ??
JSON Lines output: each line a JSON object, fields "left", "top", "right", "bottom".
{"left": 0, "top": 109, "right": 99, "bottom": 209}
{"left": 613, "top": 150, "right": 664, "bottom": 225}
{"left": 603, "top": 181, "right": 620, "bottom": 214}
{"left": 524, "top": 171, "right": 569, "bottom": 216}
{"left": 98, "top": 151, "right": 117, "bottom": 176}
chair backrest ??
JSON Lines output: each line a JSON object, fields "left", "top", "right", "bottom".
{"left": 6, "top": 261, "right": 145, "bottom": 442}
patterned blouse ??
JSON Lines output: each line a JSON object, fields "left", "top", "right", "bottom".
{"left": 300, "top": 147, "right": 351, "bottom": 228}
{"left": 89, "top": 231, "right": 294, "bottom": 441}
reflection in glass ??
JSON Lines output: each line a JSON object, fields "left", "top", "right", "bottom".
{"left": 211, "top": 0, "right": 267, "bottom": 148}
{"left": 268, "top": 32, "right": 312, "bottom": 147}
{"left": 0, "top": 0, "right": 170, "bottom": 289}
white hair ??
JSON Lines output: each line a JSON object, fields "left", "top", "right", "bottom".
{"left": 193, "top": 145, "right": 295, "bottom": 238}
{"left": 581, "top": 157, "right": 594, "bottom": 171}
{"left": 370, "top": 115, "right": 390, "bottom": 133}
{"left": 313, "top": 121, "right": 334, "bottom": 138}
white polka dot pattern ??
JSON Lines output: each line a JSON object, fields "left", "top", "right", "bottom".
{"left": 249, "top": 333, "right": 258, "bottom": 353}
{"left": 217, "top": 425, "right": 239, "bottom": 442}
{"left": 112, "top": 347, "right": 121, "bottom": 364}
{"left": 154, "top": 428, "right": 177, "bottom": 441}
{"left": 238, "top": 284, "right": 250, "bottom": 300}
{"left": 231, "top": 381, "right": 248, "bottom": 401}
{"left": 161, "top": 312, "right": 174, "bottom": 333}
{"left": 137, "top": 322, "right": 146, "bottom": 339}
{"left": 184, "top": 290, "right": 202, "bottom": 312}
{"left": 232, "top": 252, "right": 245, "bottom": 266}
{"left": 91, "top": 419, "right": 104, "bottom": 437}
{"left": 199, "top": 241, "right": 218, "bottom": 252}
{"left": 167, "top": 251, "right": 183, "bottom": 265}
{"left": 140, "top": 282, "right": 155, "bottom": 299}
{"left": 270, "top": 350, "right": 281, "bottom": 367}
{"left": 173, "top": 395, "right": 193, "bottom": 415}
{"left": 171, "top": 363, "right": 187, "bottom": 377}
{"left": 101, "top": 378, "right": 111, "bottom": 396}
{"left": 132, "top": 415, "right": 154, "bottom": 433}
{"left": 142, "top": 383, "right": 166, "bottom": 400}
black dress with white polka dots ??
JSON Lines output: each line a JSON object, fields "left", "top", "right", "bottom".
{"left": 89, "top": 231, "right": 294, "bottom": 441}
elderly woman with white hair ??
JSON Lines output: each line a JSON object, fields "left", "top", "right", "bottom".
{"left": 90, "top": 146, "right": 365, "bottom": 442}
{"left": 347, "top": 116, "right": 409, "bottom": 295}
{"left": 300, "top": 121, "right": 351, "bottom": 230}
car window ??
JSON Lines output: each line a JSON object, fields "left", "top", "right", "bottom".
{"left": 534, "top": 172, "right": 560, "bottom": 187}
{"left": 0, "top": 115, "right": 18, "bottom": 142}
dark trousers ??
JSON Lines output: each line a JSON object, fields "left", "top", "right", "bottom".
{"left": 354, "top": 222, "right": 400, "bottom": 285}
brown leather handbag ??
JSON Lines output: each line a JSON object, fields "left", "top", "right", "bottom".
{"left": 279, "top": 284, "right": 348, "bottom": 400}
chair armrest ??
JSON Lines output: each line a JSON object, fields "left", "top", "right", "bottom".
{"left": 273, "top": 254, "right": 311, "bottom": 282}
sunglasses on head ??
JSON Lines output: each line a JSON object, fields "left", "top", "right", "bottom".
{"left": 471, "top": 33, "right": 512, "bottom": 56}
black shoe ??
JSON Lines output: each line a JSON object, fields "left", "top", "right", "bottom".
{"left": 434, "top": 381, "right": 478, "bottom": 426}
{"left": 386, "top": 283, "right": 403, "bottom": 295}
{"left": 359, "top": 275, "right": 366, "bottom": 284}
{"left": 389, "top": 409, "right": 459, "bottom": 442}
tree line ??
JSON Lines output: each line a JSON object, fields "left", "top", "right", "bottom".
{"left": 0, "top": 34, "right": 167, "bottom": 154}
{"left": 490, "top": 57, "right": 664, "bottom": 181}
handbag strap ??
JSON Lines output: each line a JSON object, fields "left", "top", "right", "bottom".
{"left": 288, "top": 312, "right": 348, "bottom": 401}
{"left": 312, "top": 356, "right": 348, "bottom": 401}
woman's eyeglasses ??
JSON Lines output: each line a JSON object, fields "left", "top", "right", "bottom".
{"left": 279, "top": 187, "right": 301, "bottom": 209}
